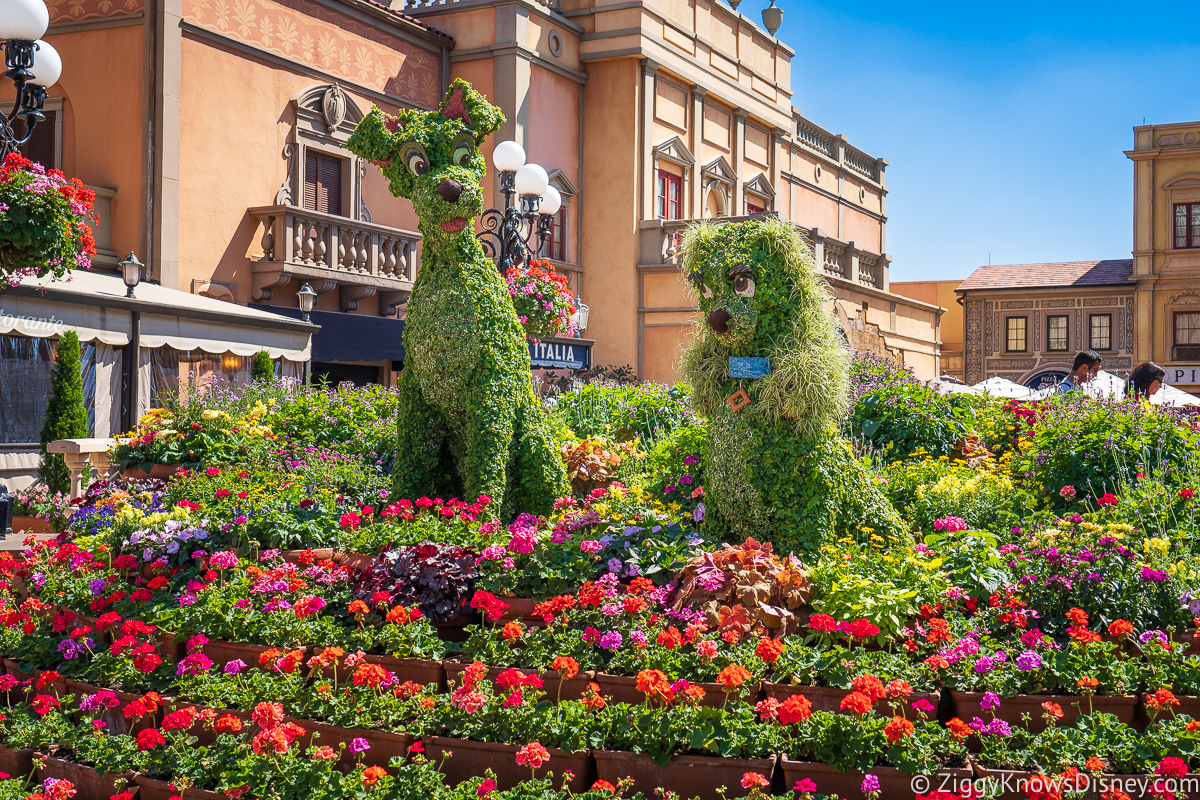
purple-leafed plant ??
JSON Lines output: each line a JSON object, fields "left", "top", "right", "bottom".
{"left": 353, "top": 541, "right": 480, "bottom": 621}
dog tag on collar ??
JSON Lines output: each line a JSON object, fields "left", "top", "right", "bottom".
{"left": 728, "top": 357, "right": 773, "bottom": 379}
{"left": 726, "top": 388, "right": 752, "bottom": 413}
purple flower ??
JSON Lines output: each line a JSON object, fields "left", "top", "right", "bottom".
{"left": 597, "top": 631, "right": 623, "bottom": 650}
{"left": 89, "top": 578, "right": 108, "bottom": 595}
{"left": 1015, "top": 650, "right": 1042, "bottom": 671}
{"left": 1139, "top": 630, "right": 1168, "bottom": 646}
{"left": 973, "top": 656, "right": 995, "bottom": 674}
{"left": 224, "top": 659, "right": 247, "bottom": 675}
{"left": 350, "top": 737, "right": 371, "bottom": 753}
{"left": 861, "top": 775, "right": 880, "bottom": 794}
{"left": 692, "top": 503, "right": 705, "bottom": 523}
{"left": 607, "top": 558, "right": 623, "bottom": 573}
{"left": 178, "top": 593, "right": 198, "bottom": 607}
{"left": 981, "top": 691, "right": 1001, "bottom": 711}
{"left": 1140, "top": 566, "right": 1169, "bottom": 583}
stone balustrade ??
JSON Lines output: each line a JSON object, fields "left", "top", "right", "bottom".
{"left": 46, "top": 438, "right": 116, "bottom": 500}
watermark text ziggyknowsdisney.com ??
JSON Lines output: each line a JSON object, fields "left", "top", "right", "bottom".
{"left": 909, "top": 772, "right": 1200, "bottom": 797}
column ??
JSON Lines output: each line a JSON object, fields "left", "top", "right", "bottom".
{"left": 152, "top": 0, "right": 183, "bottom": 288}
{"left": 493, "top": 3, "right": 532, "bottom": 210}
{"left": 690, "top": 87, "right": 706, "bottom": 219}
{"left": 732, "top": 109, "right": 746, "bottom": 215}
{"left": 640, "top": 61, "right": 658, "bottom": 221}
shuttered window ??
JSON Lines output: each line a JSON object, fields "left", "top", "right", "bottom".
{"left": 303, "top": 152, "right": 343, "bottom": 215}
{"left": 16, "top": 111, "right": 57, "bottom": 170}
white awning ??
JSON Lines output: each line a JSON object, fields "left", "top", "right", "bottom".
{"left": 6, "top": 270, "right": 314, "bottom": 361}
{"left": 0, "top": 292, "right": 131, "bottom": 345}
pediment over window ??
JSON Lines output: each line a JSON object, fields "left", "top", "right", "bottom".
{"left": 744, "top": 172, "right": 775, "bottom": 199}
{"left": 547, "top": 169, "right": 578, "bottom": 197}
{"left": 292, "top": 84, "right": 365, "bottom": 141}
{"left": 1162, "top": 174, "right": 1200, "bottom": 189}
{"left": 703, "top": 156, "right": 736, "bottom": 184}
{"left": 654, "top": 136, "right": 695, "bottom": 168}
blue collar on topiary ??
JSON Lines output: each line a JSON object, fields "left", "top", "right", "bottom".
{"left": 728, "top": 357, "right": 773, "bottom": 379}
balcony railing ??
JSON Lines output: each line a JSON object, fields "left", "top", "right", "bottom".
{"left": 249, "top": 205, "right": 420, "bottom": 315}
{"left": 792, "top": 113, "right": 886, "bottom": 187}
{"left": 638, "top": 213, "right": 889, "bottom": 292}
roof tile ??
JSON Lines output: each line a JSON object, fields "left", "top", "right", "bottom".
{"left": 956, "top": 259, "right": 1134, "bottom": 292}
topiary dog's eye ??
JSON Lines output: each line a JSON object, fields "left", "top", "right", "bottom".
{"left": 689, "top": 271, "right": 713, "bottom": 299}
{"left": 400, "top": 142, "right": 428, "bottom": 176}
{"left": 733, "top": 275, "right": 755, "bottom": 298}
{"left": 451, "top": 133, "right": 475, "bottom": 167}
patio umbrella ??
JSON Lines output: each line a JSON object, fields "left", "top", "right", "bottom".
{"left": 929, "top": 375, "right": 978, "bottom": 395}
{"left": 972, "top": 376, "right": 1037, "bottom": 400}
{"left": 1152, "top": 382, "right": 1200, "bottom": 407}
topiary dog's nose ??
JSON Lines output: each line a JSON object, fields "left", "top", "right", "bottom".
{"left": 436, "top": 179, "right": 463, "bottom": 203}
{"left": 708, "top": 309, "right": 731, "bottom": 333}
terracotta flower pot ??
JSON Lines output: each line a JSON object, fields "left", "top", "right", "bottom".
{"left": 431, "top": 611, "right": 475, "bottom": 643}
{"left": 167, "top": 701, "right": 253, "bottom": 747}
{"left": 368, "top": 656, "right": 446, "bottom": 692}
{"left": 10, "top": 516, "right": 53, "bottom": 534}
{"left": 135, "top": 775, "right": 230, "bottom": 800}
{"left": 121, "top": 464, "right": 182, "bottom": 481}
{"left": 950, "top": 691, "right": 1137, "bottom": 734}
{"left": 763, "top": 683, "right": 941, "bottom": 717}
{"left": 37, "top": 756, "right": 133, "bottom": 800}
{"left": 64, "top": 679, "right": 152, "bottom": 734}
{"left": 497, "top": 597, "right": 544, "bottom": 626}
{"left": 155, "top": 629, "right": 186, "bottom": 662}
{"left": 778, "top": 759, "right": 976, "bottom": 800}
{"left": 280, "top": 549, "right": 335, "bottom": 565}
{"left": 201, "top": 640, "right": 309, "bottom": 673}
{"left": 333, "top": 552, "right": 375, "bottom": 570}
{"left": 0, "top": 745, "right": 35, "bottom": 779}
{"left": 422, "top": 736, "right": 594, "bottom": 792}
{"left": 593, "top": 672, "right": 760, "bottom": 708}
{"left": 593, "top": 750, "right": 774, "bottom": 800}
{"left": 443, "top": 662, "right": 594, "bottom": 702}
{"left": 293, "top": 718, "right": 415, "bottom": 768}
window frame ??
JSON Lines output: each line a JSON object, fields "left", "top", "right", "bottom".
{"left": 2, "top": 97, "right": 63, "bottom": 171}
{"left": 656, "top": 168, "right": 682, "bottom": 220}
{"left": 1175, "top": 310, "right": 1200, "bottom": 346}
{"left": 302, "top": 150, "right": 346, "bottom": 216}
{"left": 1005, "top": 316, "right": 1028, "bottom": 353}
{"left": 1089, "top": 313, "right": 1112, "bottom": 351}
{"left": 545, "top": 207, "right": 567, "bottom": 262}
{"left": 1175, "top": 203, "right": 1200, "bottom": 250}
{"left": 1046, "top": 315, "right": 1070, "bottom": 352}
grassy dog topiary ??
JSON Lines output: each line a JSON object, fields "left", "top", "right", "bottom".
{"left": 346, "top": 79, "right": 568, "bottom": 519}
{"left": 678, "top": 218, "right": 905, "bottom": 556}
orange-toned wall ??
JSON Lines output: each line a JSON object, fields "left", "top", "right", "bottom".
{"left": 843, "top": 207, "right": 881, "bottom": 253}
{"left": 528, "top": 65, "right": 580, "bottom": 194}
{"left": 177, "top": 34, "right": 419, "bottom": 312}
{"left": 0, "top": 23, "right": 147, "bottom": 260}
{"left": 580, "top": 58, "right": 640, "bottom": 371}
{"left": 792, "top": 182, "right": 838, "bottom": 234}
{"left": 891, "top": 279, "right": 962, "bottom": 350}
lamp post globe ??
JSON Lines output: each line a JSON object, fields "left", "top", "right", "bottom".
{"left": 491, "top": 140, "right": 526, "bottom": 173}
{"left": 25, "top": 39, "right": 61, "bottom": 87}
{"left": 514, "top": 163, "right": 548, "bottom": 199}
{"left": 296, "top": 283, "right": 318, "bottom": 323}
{"left": 0, "top": 0, "right": 49, "bottom": 43}
{"left": 118, "top": 251, "right": 143, "bottom": 298}
{"left": 537, "top": 185, "right": 561, "bottom": 217}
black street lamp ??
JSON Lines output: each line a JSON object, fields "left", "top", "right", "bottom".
{"left": 477, "top": 140, "right": 561, "bottom": 274}
{"left": 0, "top": 0, "right": 61, "bottom": 157}
{"left": 119, "top": 251, "right": 143, "bottom": 297}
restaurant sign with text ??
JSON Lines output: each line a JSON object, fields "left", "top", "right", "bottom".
{"left": 530, "top": 338, "right": 592, "bottom": 370}
{"left": 1166, "top": 366, "right": 1200, "bottom": 385}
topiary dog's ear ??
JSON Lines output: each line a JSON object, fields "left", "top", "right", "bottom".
{"left": 439, "top": 78, "right": 504, "bottom": 144}
{"left": 346, "top": 106, "right": 416, "bottom": 167}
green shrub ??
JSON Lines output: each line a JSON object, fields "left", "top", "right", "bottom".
{"left": 250, "top": 350, "right": 274, "bottom": 382}
{"left": 1010, "top": 394, "right": 1200, "bottom": 510}
{"left": 883, "top": 457, "right": 1027, "bottom": 534}
{"left": 848, "top": 381, "right": 977, "bottom": 461}
{"left": 549, "top": 382, "right": 697, "bottom": 445}
{"left": 38, "top": 330, "right": 88, "bottom": 493}
{"left": 645, "top": 420, "right": 707, "bottom": 495}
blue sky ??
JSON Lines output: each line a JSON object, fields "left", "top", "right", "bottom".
{"left": 762, "top": 0, "right": 1200, "bottom": 281}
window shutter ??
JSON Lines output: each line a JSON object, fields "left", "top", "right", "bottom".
{"left": 17, "top": 111, "right": 56, "bottom": 170}
{"left": 303, "top": 152, "right": 319, "bottom": 211}
{"left": 320, "top": 156, "right": 341, "bottom": 215}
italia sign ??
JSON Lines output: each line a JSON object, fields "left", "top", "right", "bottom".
{"left": 529, "top": 339, "right": 591, "bottom": 370}
{"left": 1166, "top": 367, "right": 1200, "bottom": 385}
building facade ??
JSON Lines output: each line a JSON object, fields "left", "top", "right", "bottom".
{"left": 891, "top": 279, "right": 963, "bottom": 378}
{"left": 1127, "top": 120, "right": 1200, "bottom": 395}
{"left": 405, "top": 0, "right": 944, "bottom": 382}
{"left": 955, "top": 261, "right": 1136, "bottom": 390}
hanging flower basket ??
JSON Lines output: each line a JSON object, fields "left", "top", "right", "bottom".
{"left": 505, "top": 259, "right": 577, "bottom": 340}
{"left": 0, "top": 152, "right": 96, "bottom": 285}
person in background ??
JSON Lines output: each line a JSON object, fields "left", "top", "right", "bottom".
{"left": 1054, "top": 350, "right": 1103, "bottom": 395}
{"left": 1125, "top": 361, "right": 1167, "bottom": 399}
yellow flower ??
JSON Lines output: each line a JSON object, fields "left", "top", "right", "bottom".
{"left": 201, "top": 409, "right": 220, "bottom": 420}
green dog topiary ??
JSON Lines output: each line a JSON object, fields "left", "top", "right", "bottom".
{"left": 345, "top": 79, "right": 568, "bottom": 519}
{"left": 678, "top": 218, "right": 905, "bottom": 556}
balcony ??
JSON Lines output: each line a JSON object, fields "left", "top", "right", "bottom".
{"left": 638, "top": 214, "right": 889, "bottom": 292}
{"left": 249, "top": 205, "right": 420, "bottom": 316}
{"left": 793, "top": 114, "right": 886, "bottom": 186}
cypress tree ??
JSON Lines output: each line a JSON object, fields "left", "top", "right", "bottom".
{"left": 38, "top": 331, "right": 89, "bottom": 494}
{"left": 250, "top": 350, "right": 274, "bottom": 383}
